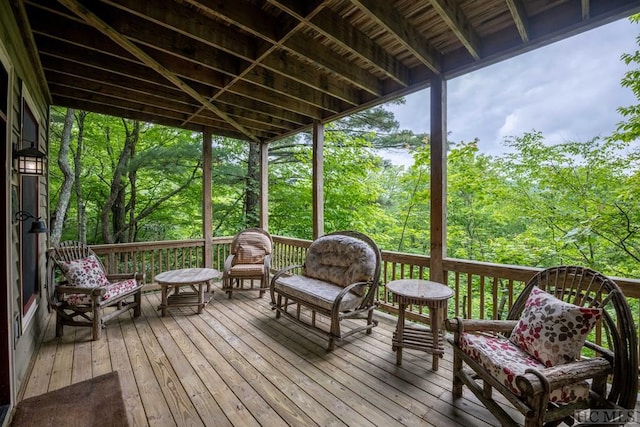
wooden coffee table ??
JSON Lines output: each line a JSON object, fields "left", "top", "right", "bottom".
{"left": 155, "top": 268, "right": 221, "bottom": 316}
{"left": 387, "top": 279, "right": 453, "bottom": 371}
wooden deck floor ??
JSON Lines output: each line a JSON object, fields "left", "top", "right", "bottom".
{"left": 21, "top": 285, "right": 523, "bottom": 426}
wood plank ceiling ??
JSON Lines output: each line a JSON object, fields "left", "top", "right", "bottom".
{"left": 15, "top": 0, "right": 640, "bottom": 143}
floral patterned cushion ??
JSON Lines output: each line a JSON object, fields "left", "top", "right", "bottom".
{"left": 57, "top": 255, "right": 110, "bottom": 288}
{"left": 66, "top": 278, "right": 138, "bottom": 305}
{"left": 460, "top": 332, "right": 590, "bottom": 403}
{"left": 509, "top": 286, "right": 602, "bottom": 367}
{"left": 303, "top": 234, "right": 376, "bottom": 296}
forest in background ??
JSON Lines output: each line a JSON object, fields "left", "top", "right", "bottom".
{"left": 47, "top": 17, "right": 640, "bottom": 279}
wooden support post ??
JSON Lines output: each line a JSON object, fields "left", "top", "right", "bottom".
{"left": 260, "top": 143, "right": 269, "bottom": 231}
{"left": 202, "top": 129, "right": 213, "bottom": 269}
{"left": 312, "top": 121, "right": 324, "bottom": 239}
{"left": 430, "top": 76, "right": 447, "bottom": 283}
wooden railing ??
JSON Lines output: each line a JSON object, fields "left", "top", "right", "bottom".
{"left": 91, "top": 237, "right": 232, "bottom": 283}
{"left": 88, "top": 236, "right": 640, "bottom": 362}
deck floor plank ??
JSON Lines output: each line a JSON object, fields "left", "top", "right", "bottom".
{"left": 72, "top": 327, "right": 93, "bottom": 384}
{"left": 214, "top": 296, "right": 393, "bottom": 427}
{"left": 21, "top": 313, "right": 58, "bottom": 399}
{"left": 47, "top": 325, "right": 76, "bottom": 391}
{"left": 164, "top": 296, "right": 279, "bottom": 426}
{"left": 133, "top": 296, "right": 204, "bottom": 427}
{"left": 155, "top": 306, "right": 256, "bottom": 427}
{"left": 141, "top": 294, "right": 231, "bottom": 427}
{"left": 228, "top": 291, "right": 497, "bottom": 427}
{"left": 216, "top": 294, "right": 431, "bottom": 427}
{"left": 109, "top": 314, "right": 149, "bottom": 427}
{"left": 91, "top": 324, "right": 113, "bottom": 377}
{"left": 20, "top": 284, "right": 600, "bottom": 426}
{"left": 165, "top": 295, "right": 319, "bottom": 427}
{"left": 258, "top": 291, "right": 525, "bottom": 425}
{"left": 120, "top": 303, "right": 177, "bottom": 426}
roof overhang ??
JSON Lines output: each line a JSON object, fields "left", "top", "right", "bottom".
{"left": 13, "top": 0, "right": 640, "bottom": 143}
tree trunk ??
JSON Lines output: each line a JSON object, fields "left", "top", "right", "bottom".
{"left": 50, "top": 108, "right": 76, "bottom": 246}
{"left": 74, "top": 111, "right": 87, "bottom": 243}
{"left": 101, "top": 120, "right": 138, "bottom": 243}
{"left": 245, "top": 141, "right": 260, "bottom": 227}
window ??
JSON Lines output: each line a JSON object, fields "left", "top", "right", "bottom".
{"left": 20, "top": 96, "right": 40, "bottom": 316}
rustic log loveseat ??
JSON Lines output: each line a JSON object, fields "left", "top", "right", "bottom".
{"left": 270, "top": 231, "right": 381, "bottom": 350}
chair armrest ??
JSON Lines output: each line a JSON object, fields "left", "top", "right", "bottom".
{"left": 270, "top": 264, "right": 304, "bottom": 284}
{"left": 516, "top": 357, "right": 612, "bottom": 397}
{"left": 446, "top": 317, "right": 518, "bottom": 335}
{"left": 55, "top": 285, "right": 106, "bottom": 297}
{"left": 222, "top": 254, "right": 235, "bottom": 277}
{"left": 332, "top": 280, "right": 372, "bottom": 311}
{"left": 106, "top": 272, "right": 143, "bottom": 284}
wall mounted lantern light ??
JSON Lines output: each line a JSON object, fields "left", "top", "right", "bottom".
{"left": 13, "top": 140, "right": 47, "bottom": 176}
{"left": 14, "top": 210, "right": 48, "bottom": 234}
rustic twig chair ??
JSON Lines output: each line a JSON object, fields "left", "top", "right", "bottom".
{"left": 446, "top": 266, "right": 638, "bottom": 427}
{"left": 47, "top": 241, "right": 143, "bottom": 340}
{"left": 270, "top": 230, "right": 381, "bottom": 350}
{"left": 222, "top": 228, "right": 273, "bottom": 298}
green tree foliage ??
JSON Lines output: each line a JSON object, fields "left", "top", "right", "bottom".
{"left": 49, "top": 107, "right": 203, "bottom": 243}
{"left": 611, "top": 14, "right": 640, "bottom": 143}
{"left": 268, "top": 122, "right": 392, "bottom": 240}
{"left": 498, "top": 132, "right": 640, "bottom": 276}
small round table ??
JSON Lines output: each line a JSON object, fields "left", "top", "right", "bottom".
{"left": 155, "top": 268, "right": 221, "bottom": 316}
{"left": 387, "top": 279, "right": 453, "bottom": 371}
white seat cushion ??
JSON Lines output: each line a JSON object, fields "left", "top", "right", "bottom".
{"left": 273, "top": 275, "right": 365, "bottom": 312}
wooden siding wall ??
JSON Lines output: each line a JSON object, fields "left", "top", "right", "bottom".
{"left": 1, "top": 0, "right": 51, "bottom": 413}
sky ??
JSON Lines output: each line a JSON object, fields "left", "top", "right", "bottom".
{"left": 383, "top": 17, "right": 639, "bottom": 164}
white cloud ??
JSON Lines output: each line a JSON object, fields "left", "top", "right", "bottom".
{"left": 386, "top": 17, "right": 639, "bottom": 161}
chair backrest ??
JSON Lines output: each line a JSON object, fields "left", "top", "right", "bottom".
{"left": 507, "top": 266, "right": 638, "bottom": 409}
{"left": 230, "top": 228, "right": 272, "bottom": 265}
{"left": 46, "top": 241, "right": 106, "bottom": 306}
{"left": 303, "top": 231, "right": 381, "bottom": 297}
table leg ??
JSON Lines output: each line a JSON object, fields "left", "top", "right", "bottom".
{"left": 430, "top": 306, "right": 441, "bottom": 371}
{"left": 395, "top": 302, "right": 406, "bottom": 366}
{"left": 160, "top": 285, "right": 168, "bottom": 317}
{"left": 197, "top": 282, "right": 204, "bottom": 314}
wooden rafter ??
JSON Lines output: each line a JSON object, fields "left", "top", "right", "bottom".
{"left": 351, "top": 0, "right": 442, "bottom": 74}
{"left": 270, "top": 0, "right": 410, "bottom": 87}
{"left": 55, "top": 0, "right": 260, "bottom": 142}
{"left": 582, "top": 0, "right": 590, "bottom": 20}
{"left": 14, "top": 0, "right": 639, "bottom": 142}
{"left": 506, "top": 0, "right": 530, "bottom": 43}
{"left": 429, "top": 0, "right": 481, "bottom": 60}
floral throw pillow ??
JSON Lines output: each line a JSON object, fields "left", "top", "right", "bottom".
{"left": 509, "top": 286, "right": 602, "bottom": 367}
{"left": 57, "top": 255, "right": 110, "bottom": 288}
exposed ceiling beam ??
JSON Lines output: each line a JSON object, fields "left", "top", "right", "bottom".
{"left": 350, "top": 0, "right": 441, "bottom": 74}
{"left": 429, "top": 0, "right": 481, "bottom": 60}
{"left": 582, "top": 0, "right": 590, "bottom": 20}
{"left": 269, "top": 0, "right": 410, "bottom": 86}
{"left": 505, "top": 0, "right": 530, "bottom": 43}
{"left": 55, "top": 0, "right": 260, "bottom": 142}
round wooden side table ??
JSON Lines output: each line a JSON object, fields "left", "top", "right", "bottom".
{"left": 155, "top": 268, "right": 220, "bottom": 316}
{"left": 387, "top": 279, "right": 453, "bottom": 371}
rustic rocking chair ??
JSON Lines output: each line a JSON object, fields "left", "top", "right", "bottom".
{"left": 47, "top": 241, "right": 143, "bottom": 340}
{"left": 446, "top": 266, "right": 637, "bottom": 427}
